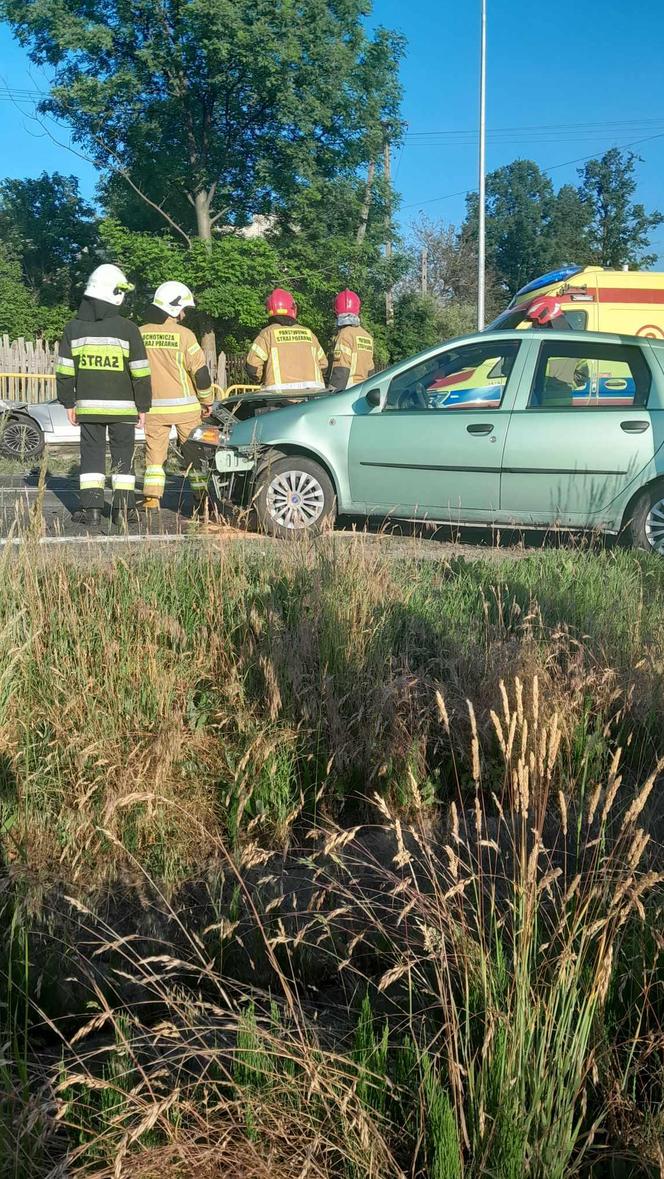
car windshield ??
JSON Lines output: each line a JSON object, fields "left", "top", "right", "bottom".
{"left": 486, "top": 305, "right": 588, "bottom": 332}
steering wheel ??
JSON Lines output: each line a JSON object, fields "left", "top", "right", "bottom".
{"left": 397, "top": 382, "right": 429, "bottom": 410}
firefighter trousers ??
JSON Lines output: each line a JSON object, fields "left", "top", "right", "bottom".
{"left": 79, "top": 421, "right": 136, "bottom": 512}
{"left": 142, "top": 410, "right": 207, "bottom": 502}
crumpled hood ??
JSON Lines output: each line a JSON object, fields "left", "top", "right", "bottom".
{"left": 228, "top": 385, "right": 357, "bottom": 449}
{"left": 77, "top": 296, "right": 120, "bottom": 322}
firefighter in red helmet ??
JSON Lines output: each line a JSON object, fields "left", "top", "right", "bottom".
{"left": 329, "top": 289, "right": 375, "bottom": 391}
{"left": 246, "top": 288, "right": 327, "bottom": 393}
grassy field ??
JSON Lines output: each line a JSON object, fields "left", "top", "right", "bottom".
{"left": 0, "top": 537, "right": 662, "bottom": 1177}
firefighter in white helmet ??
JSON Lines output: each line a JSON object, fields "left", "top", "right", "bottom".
{"left": 56, "top": 264, "right": 151, "bottom": 528}
{"left": 139, "top": 281, "right": 214, "bottom": 514}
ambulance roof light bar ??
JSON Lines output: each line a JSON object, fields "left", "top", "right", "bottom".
{"left": 509, "top": 265, "right": 584, "bottom": 308}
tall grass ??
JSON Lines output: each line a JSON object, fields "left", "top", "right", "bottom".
{"left": 0, "top": 536, "right": 662, "bottom": 1175}
{"left": 0, "top": 537, "right": 661, "bottom": 881}
{"left": 2, "top": 682, "right": 661, "bottom": 1176}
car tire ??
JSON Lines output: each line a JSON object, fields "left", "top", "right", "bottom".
{"left": 0, "top": 414, "right": 45, "bottom": 462}
{"left": 626, "top": 482, "right": 664, "bottom": 555}
{"left": 254, "top": 454, "right": 336, "bottom": 539}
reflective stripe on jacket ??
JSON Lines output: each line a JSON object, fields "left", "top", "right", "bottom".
{"left": 56, "top": 300, "right": 152, "bottom": 422}
{"left": 140, "top": 319, "right": 213, "bottom": 415}
{"left": 329, "top": 325, "right": 375, "bottom": 390}
{"left": 246, "top": 323, "right": 326, "bottom": 390}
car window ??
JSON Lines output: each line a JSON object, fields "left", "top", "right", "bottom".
{"left": 385, "top": 340, "right": 521, "bottom": 412}
{"left": 529, "top": 340, "right": 651, "bottom": 409}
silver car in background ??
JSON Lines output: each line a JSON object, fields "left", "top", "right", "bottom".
{"left": 0, "top": 399, "right": 175, "bottom": 461}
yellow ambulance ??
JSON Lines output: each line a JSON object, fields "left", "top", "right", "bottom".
{"left": 488, "top": 265, "right": 664, "bottom": 338}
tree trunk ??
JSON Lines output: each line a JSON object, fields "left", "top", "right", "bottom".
{"left": 356, "top": 160, "right": 376, "bottom": 245}
{"left": 194, "top": 189, "right": 217, "bottom": 361}
{"left": 384, "top": 142, "right": 394, "bottom": 326}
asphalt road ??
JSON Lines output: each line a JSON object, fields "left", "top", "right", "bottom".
{"left": 0, "top": 469, "right": 614, "bottom": 562}
{"left": 0, "top": 469, "right": 190, "bottom": 541}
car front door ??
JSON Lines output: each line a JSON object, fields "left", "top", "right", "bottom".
{"left": 500, "top": 336, "right": 657, "bottom": 524}
{"left": 347, "top": 337, "right": 526, "bottom": 521}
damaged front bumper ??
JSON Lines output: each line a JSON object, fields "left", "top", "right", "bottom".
{"left": 215, "top": 447, "right": 256, "bottom": 476}
{"left": 208, "top": 445, "right": 258, "bottom": 506}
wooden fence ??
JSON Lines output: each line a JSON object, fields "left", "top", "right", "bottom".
{"left": 0, "top": 336, "right": 58, "bottom": 403}
{"left": 0, "top": 335, "right": 244, "bottom": 404}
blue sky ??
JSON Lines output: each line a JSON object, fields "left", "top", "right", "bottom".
{"left": 1, "top": 0, "right": 664, "bottom": 255}
{"left": 377, "top": 0, "right": 664, "bottom": 254}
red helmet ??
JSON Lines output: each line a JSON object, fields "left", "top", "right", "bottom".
{"left": 334, "top": 288, "right": 361, "bottom": 316}
{"left": 526, "top": 295, "right": 563, "bottom": 326}
{"left": 266, "top": 288, "right": 297, "bottom": 317}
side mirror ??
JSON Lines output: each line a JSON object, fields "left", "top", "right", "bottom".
{"left": 365, "top": 387, "right": 381, "bottom": 407}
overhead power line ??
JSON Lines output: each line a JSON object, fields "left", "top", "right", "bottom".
{"left": 405, "top": 116, "right": 664, "bottom": 137}
{"left": 402, "top": 129, "right": 664, "bottom": 210}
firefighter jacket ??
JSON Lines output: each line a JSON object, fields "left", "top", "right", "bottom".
{"left": 140, "top": 316, "right": 214, "bottom": 415}
{"left": 329, "top": 324, "right": 375, "bottom": 391}
{"left": 56, "top": 298, "right": 152, "bottom": 422}
{"left": 246, "top": 317, "right": 327, "bottom": 391}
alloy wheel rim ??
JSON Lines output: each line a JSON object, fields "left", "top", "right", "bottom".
{"left": 645, "top": 497, "right": 664, "bottom": 554}
{"left": 2, "top": 421, "right": 41, "bottom": 458}
{"left": 267, "top": 469, "right": 325, "bottom": 529}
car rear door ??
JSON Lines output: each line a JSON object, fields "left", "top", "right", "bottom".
{"left": 500, "top": 336, "right": 657, "bottom": 525}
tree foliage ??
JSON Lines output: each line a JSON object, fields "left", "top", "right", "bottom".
{"left": 1, "top": 0, "right": 404, "bottom": 244}
{"left": 388, "top": 291, "right": 476, "bottom": 359}
{"left": 0, "top": 243, "right": 70, "bottom": 340}
{"left": 546, "top": 183, "right": 591, "bottom": 268}
{"left": 465, "top": 160, "right": 556, "bottom": 296}
{"left": 0, "top": 172, "right": 97, "bottom": 304}
{"left": 403, "top": 215, "right": 502, "bottom": 321}
{"left": 99, "top": 214, "right": 401, "bottom": 360}
{"left": 579, "top": 149, "right": 663, "bottom": 268}
{"left": 461, "top": 150, "right": 662, "bottom": 298}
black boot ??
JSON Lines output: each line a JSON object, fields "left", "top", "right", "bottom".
{"left": 71, "top": 508, "right": 102, "bottom": 527}
{"left": 111, "top": 505, "right": 139, "bottom": 526}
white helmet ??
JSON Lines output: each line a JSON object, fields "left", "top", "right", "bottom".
{"left": 153, "top": 281, "right": 195, "bottom": 318}
{"left": 85, "top": 263, "right": 134, "bottom": 307}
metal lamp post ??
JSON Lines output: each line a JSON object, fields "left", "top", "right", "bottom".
{"left": 478, "top": 0, "right": 487, "bottom": 329}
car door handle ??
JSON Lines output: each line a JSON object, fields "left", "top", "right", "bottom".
{"left": 620, "top": 420, "right": 649, "bottom": 434}
{"left": 466, "top": 423, "right": 494, "bottom": 435}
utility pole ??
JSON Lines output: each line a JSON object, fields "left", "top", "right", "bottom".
{"left": 477, "top": 0, "right": 487, "bottom": 329}
{"left": 384, "top": 135, "right": 394, "bottom": 325}
{"left": 356, "top": 158, "right": 376, "bottom": 245}
{"left": 420, "top": 246, "right": 428, "bottom": 294}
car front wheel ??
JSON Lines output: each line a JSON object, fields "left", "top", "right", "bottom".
{"left": 627, "top": 483, "right": 664, "bottom": 555}
{"left": 0, "top": 414, "right": 45, "bottom": 462}
{"left": 254, "top": 455, "right": 336, "bottom": 538}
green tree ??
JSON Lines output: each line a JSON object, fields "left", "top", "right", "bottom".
{"left": 548, "top": 183, "right": 592, "bottom": 267}
{"left": 403, "top": 215, "right": 502, "bottom": 326}
{"left": 577, "top": 148, "right": 663, "bottom": 267}
{"left": 2, "top": 0, "right": 404, "bottom": 247}
{"left": 99, "top": 214, "right": 401, "bottom": 363}
{"left": 0, "top": 245, "right": 39, "bottom": 338}
{"left": 270, "top": 170, "right": 406, "bottom": 362}
{"left": 464, "top": 160, "right": 556, "bottom": 297}
{"left": 0, "top": 172, "right": 97, "bottom": 304}
{"left": 99, "top": 219, "right": 279, "bottom": 353}
{"left": 388, "top": 292, "right": 446, "bottom": 360}
{"left": 0, "top": 244, "right": 69, "bottom": 341}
